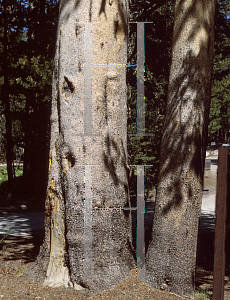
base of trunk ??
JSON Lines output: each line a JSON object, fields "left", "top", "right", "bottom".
{"left": 43, "top": 261, "right": 73, "bottom": 288}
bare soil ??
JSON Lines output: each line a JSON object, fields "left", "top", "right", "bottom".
{"left": 1, "top": 161, "right": 230, "bottom": 299}
{"left": 1, "top": 225, "right": 230, "bottom": 299}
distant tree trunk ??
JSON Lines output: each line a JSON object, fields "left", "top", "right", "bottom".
{"left": 39, "top": 0, "right": 46, "bottom": 55}
{"left": 23, "top": 0, "right": 51, "bottom": 203}
{"left": 23, "top": 0, "right": 37, "bottom": 197}
{"left": 23, "top": 93, "right": 34, "bottom": 198}
{"left": 24, "top": 0, "right": 135, "bottom": 294}
{"left": 3, "top": 0, "right": 13, "bottom": 196}
{"left": 145, "top": 0, "right": 216, "bottom": 296}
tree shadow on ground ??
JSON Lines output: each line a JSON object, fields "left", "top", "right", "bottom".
{"left": 0, "top": 231, "right": 44, "bottom": 264}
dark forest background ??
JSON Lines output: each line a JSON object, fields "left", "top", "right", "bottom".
{"left": 0, "top": 0, "right": 229, "bottom": 206}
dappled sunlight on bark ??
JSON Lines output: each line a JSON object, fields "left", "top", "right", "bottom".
{"left": 145, "top": 0, "right": 216, "bottom": 296}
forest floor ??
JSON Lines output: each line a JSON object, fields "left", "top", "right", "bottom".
{"left": 0, "top": 241, "right": 230, "bottom": 300}
{"left": 1, "top": 210, "right": 230, "bottom": 299}
{"left": 0, "top": 239, "right": 226, "bottom": 300}
{"left": 1, "top": 154, "right": 230, "bottom": 299}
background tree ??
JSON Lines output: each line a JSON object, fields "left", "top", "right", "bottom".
{"left": 0, "top": 0, "right": 228, "bottom": 206}
{"left": 144, "top": 0, "right": 216, "bottom": 296}
{"left": 24, "top": 0, "right": 136, "bottom": 293}
{"left": 0, "top": 0, "right": 28, "bottom": 202}
{"left": 0, "top": 0, "right": 58, "bottom": 205}
{"left": 21, "top": 0, "right": 58, "bottom": 201}
{"left": 2, "top": 0, "right": 13, "bottom": 195}
{"left": 0, "top": 0, "right": 228, "bottom": 295}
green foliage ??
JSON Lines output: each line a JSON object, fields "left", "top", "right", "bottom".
{"left": 0, "top": 165, "right": 23, "bottom": 183}
{"left": 0, "top": 165, "right": 23, "bottom": 205}
{"left": 0, "top": 1, "right": 29, "bottom": 162}
{"left": 128, "top": 0, "right": 230, "bottom": 201}
{"left": 15, "top": 54, "right": 53, "bottom": 101}
{"left": 0, "top": 0, "right": 229, "bottom": 204}
{"left": 209, "top": 0, "right": 230, "bottom": 141}
{"left": 210, "top": 53, "right": 230, "bottom": 140}
{"left": 192, "top": 287, "right": 212, "bottom": 300}
{"left": 0, "top": 165, "right": 9, "bottom": 185}
{"left": 0, "top": 0, "right": 57, "bottom": 198}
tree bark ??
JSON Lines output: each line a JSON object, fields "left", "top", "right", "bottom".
{"left": 24, "top": 0, "right": 135, "bottom": 294}
{"left": 145, "top": 0, "right": 216, "bottom": 296}
{"left": 3, "top": 0, "right": 14, "bottom": 197}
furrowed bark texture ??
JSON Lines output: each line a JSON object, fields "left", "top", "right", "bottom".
{"left": 144, "top": 0, "right": 216, "bottom": 296}
{"left": 24, "top": 0, "right": 135, "bottom": 293}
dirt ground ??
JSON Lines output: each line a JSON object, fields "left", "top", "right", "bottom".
{"left": 1, "top": 158, "right": 230, "bottom": 299}
{"left": 0, "top": 240, "right": 213, "bottom": 300}
{"left": 1, "top": 235, "right": 230, "bottom": 299}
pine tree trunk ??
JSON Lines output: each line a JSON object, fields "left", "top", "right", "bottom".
{"left": 24, "top": 0, "right": 135, "bottom": 293}
{"left": 3, "top": 0, "right": 14, "bottom": 198}
{"left": 145, "top": 0, "right": 216, "bottom": 296}
{"left": 23, "top": 0, "right": 37, "bottom": 198}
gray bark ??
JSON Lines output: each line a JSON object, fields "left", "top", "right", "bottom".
{"left": 24, "top": 0, "right": 135, "bottom": 294}
{"left": 144, "top": 0, "right": 216, "bottom": 296}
